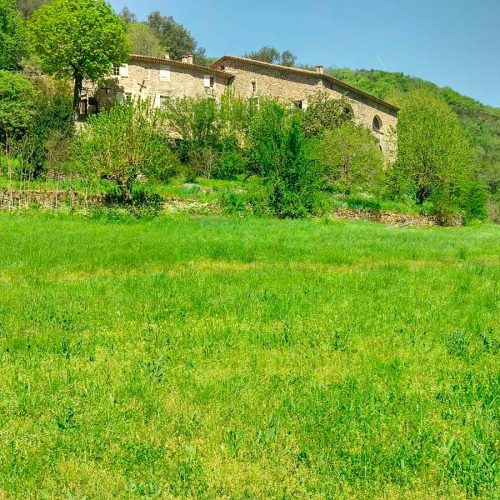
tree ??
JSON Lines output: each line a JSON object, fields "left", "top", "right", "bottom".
{"left": 0, "top": 70, "right": 34, "bottom": 148}
{"left": 30, "top": 0, "right": 130, "bottom": 119}
{"left": 118, "top": 6, "right": 136, "bottom": 25}
{"left": 301, "top": 91, "right": 353, "bottom": 138}
{"left": 71, "top": 100, "right": 178, "bottom": 203}
{"left": 127, "top": 22, "right": 165, "bottom": 57}
{"left": 311, "top": 123, "right": 386, "bottom": 195}
{"left": 280, "top": 50, "right": 297, "bottom": 67}
{"left": 393, "top": 89, "right": 480, "bottom": 220}
{"left": 0, "top": 0, "right": 27, "bottom": 70}
{"left": 244, "top": 46, "right": 297, "bottom": 67}
{"left": 248, "top": 101, "right": 320, "bottom": 217}
{"left": 146, "top": 11, "right": 206, "bottom": 63}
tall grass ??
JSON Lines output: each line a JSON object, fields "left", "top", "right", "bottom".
{"left": 0, "top": 213, "right": 498, "bottom": 497}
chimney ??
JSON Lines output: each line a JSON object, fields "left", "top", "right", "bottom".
{"left": 316, "top": 65, "right": 324, "bottom": 75}
{"left": 182, "top": 54, "right": 194, "bottom": 65}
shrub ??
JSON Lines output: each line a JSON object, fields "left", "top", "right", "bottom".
{"left": 13, "top": 87, "right": 73, "bottom": 178}
{"left": 71, "top": 99, "right": 178, "bottom": 204}
{"left": 0, "top": 70, "right": 34, "bottom": 148}
{"left": 248, "top": 101, "right": 320, "bottom": 218}
{"left": 213, "top": 151, "right": 248, "bottom": 180}
{"left": 311, "top": 122, "right": 386, "bottom": 195}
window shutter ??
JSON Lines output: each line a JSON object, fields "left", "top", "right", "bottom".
{"left": 119, "top": 64, "right": 129, "bottom": 77}
{"left": 160, "top": 65, "right": 171, "bottom": 82}
{"left": 154, "top": 94, "right": 161, "bottom": 108}
{"left": 204, "top": 75, "right": 211, "bottom": 88}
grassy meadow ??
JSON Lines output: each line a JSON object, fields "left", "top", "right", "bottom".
{"left": 0, "top": 212, "right": 498, "bottom": 498}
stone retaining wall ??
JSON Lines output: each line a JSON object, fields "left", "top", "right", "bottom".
{"left": 0, "top": 189, "right": 103, "bottom": 210}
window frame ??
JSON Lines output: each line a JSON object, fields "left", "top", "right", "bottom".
{"left": 160, "top": 65, "right": 171, "bottom": 82}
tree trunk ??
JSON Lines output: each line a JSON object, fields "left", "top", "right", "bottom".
{"left": 73, "top": 73, "right": 84, "bottom": 122}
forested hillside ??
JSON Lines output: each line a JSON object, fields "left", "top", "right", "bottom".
{"left": 328, "top": 68, "right": 500, "bottom": 205}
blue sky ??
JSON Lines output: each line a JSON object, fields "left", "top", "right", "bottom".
{"left": 109, "top": 0, "right": 500, "bottom": 107}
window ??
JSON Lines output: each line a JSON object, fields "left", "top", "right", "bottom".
{"left": 294, "top": 100, "right": 307, "bottom": 110}
{"left": 251, "top": 80, "right": 257, "bottom": 93}
{"left": 249, "top": 96, "right": 260, "bottom": 112}
{"left": 119, "top": 64, "right": 128, "bottom": 77}
{"left": 113, "top": 66, "right": 120, "bottom": 76}
{"left": 124, "top": 92, "right": 132, "bottom": 101}
{"left": 160, "top": 95, "right": 169, "bottom": 107}
{"left": 160, "top": 65, "right": 171, "bottom": 82}
{"left": 372, "top": 115, "right": 383, "bottom": 132}
{"left": 204, "top": 75, "right": 215, "bottom": 88}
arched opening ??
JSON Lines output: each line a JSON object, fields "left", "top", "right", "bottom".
{"left": 372, "top": 115, "right": 383, "bottom": 132}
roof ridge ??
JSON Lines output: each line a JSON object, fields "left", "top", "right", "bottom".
{"left": 129, "top": 54, "right": 231, "bottom": 79}
{"left": 209, "top": 55, "right": 399, "bottom": 111}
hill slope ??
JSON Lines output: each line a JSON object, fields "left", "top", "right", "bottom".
{"left": 327, "top": 68, "right": 500, "bottom": 205}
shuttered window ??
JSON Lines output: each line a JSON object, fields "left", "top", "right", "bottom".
{"left": 160, "top": 66, "right": 171, "bottom": 82}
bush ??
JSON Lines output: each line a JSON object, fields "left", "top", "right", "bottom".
{"left": 248, "top": 101, "right": 320, "bottom": 218}
{"left": 71, "top": 99, "right": 178, "bottom": 204}
{"left": 213, "top": 151, "right": 248, "bottom": 180}
{"left": 311, "top": 122, "right": 386, "bottom": 195}
{"left": 0, "top": 70, "right": 34, "bottom": 148}
{"left": 13, "top": 87, "right": 73, "bottom": 178}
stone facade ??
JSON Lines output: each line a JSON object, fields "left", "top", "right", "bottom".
{"left": 210, "top": 56, "right": 398, "bottom": 155}
{"left": 85, "top": 53, "right": 398, "bottom": 156}
{"left": 84, "top": 54, "right": 231, "bottom": 112}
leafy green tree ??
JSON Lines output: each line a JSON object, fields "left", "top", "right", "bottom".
{"left": 127, "top": 22, "right": 165, "bottom": 57}
{"left": 248, "top": 101, "right": 319, "bottom": 217}
{"left": 302, "top": 91, "right": 353, "bottom": 137}
{"left": 0, "top": 70, "right": 34, "bottom": 147}
{"left": 147, "top": 11, "right": 206, "bottom": 63}
{"left": 30, "top": 0, "right": 130, "bottom": 119}
{"left": 162, "top": 91, "right": 250, "bottom": 179}
{"left": 394, "top": 89, "right": 484, "bottom": 221}
{"left": 71, "top": 100, "right": 178, "bottom": 202}
{"left": 311, "top": 122, "right": 386, "bottom": 195}
{"left": 0, "top": 0, "right": 27, "bottom": 70}
{"left": 244, "top": 46, "right": 297, "bottom": 67}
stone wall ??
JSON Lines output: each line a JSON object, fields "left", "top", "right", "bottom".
{"left": 213, "top": 58, "right": 398, "bottom": 156}
{"left": 92, "top": 57, "right": 231, "bottom": 110}
{"left": 0, "top": 189, "right": 103, "bottom": 210}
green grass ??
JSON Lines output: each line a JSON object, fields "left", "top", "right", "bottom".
{"left": 0, "top": 213, "right": 498, "bottom": 498}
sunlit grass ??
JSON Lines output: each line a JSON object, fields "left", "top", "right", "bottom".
{"left": 0, "top": 213, "right": 498, "bottom": 497}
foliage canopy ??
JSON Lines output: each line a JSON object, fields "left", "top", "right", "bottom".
{"left": 0, "top": 0, "right": 27, "bottom": 70}
{"left": 30, "top": 0, "right": 130, "bottom": 115}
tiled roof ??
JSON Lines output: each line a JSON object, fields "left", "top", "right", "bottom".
{"left": 129, "top": 54, "right": 232, "bottom": 79}
{"left": 210, "top": 55, "right": 399, "bottom": 112}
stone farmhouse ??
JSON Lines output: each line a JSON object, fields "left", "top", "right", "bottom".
{"left": 82, "top": 53, "right": 398, "bottom": 154}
